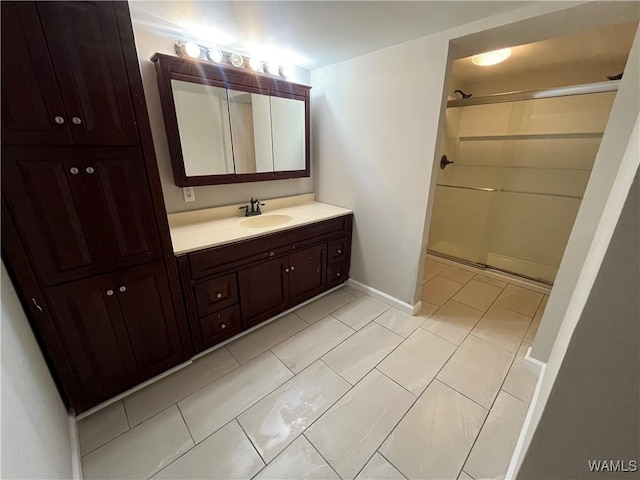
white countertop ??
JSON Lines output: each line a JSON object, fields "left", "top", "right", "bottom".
{"left": 168, "top": 194, "right": 352, "bottom": 255}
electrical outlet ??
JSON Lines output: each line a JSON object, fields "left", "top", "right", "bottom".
{"left": 182, "top": 187, "right": 195, "bottom": 202}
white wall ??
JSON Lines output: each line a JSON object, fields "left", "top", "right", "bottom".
{"left": 311, "top": 1, "right": 638, "bottom": 306}
{"left": 129, "top": 22, "right": 313, "bottom": 213}
{"left": 516, "top": 151, "right": 639, "bottom": 479}
{"left": 1, "top": 263, "right": 74, "bottom": 479}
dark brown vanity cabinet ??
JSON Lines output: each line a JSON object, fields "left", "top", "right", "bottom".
{"left": 1, "top": 1, "right": 138, "bottom": 146}
{"left": 239, "top": 243, "right": 326, "bottom": 329}
{"left": 2, "top": 147, "right": 162, "bottom": 285}
{"left": 1, "top": 1, "right": 190, "bottom": 413}
{"left": 178, "top": 215, "right": 352, "bottom": 353}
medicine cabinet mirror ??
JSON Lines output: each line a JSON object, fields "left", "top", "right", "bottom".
{"left": 152, "top": 53, "right": 310, "bottom": 186}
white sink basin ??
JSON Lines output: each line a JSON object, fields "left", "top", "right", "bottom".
{"left": 240, "top": 214, "right": 292, "bottom": 228}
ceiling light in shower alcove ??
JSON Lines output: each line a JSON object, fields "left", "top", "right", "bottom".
{"left": 472, "top": 48, "right": 511, "bottom": 66}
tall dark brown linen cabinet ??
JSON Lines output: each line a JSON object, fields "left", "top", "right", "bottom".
{"left": 1, "top": 1, "right": 192, "bottom": 413}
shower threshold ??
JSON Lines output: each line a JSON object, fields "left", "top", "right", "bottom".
{"left": 426, "top": 250, "right": 553, "bottom": 290}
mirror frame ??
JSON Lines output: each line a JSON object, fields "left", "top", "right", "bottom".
{"left": 151, "top": 53, "right": 311, "bottom": 186}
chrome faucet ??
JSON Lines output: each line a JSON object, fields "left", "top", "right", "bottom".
{"left": 239, "top": 197, "right": 265, "bottom": 217}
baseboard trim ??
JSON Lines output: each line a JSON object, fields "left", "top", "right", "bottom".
{"left": 68, "top": 412, "right": 83, "bottom": 479}
{"left": 505, "top": 361, "right": 547, "bottom": 479}
{"left": 523, "top": 345, "right": 546, "bottom": 375}
{"left": 345, "top": 279, "right": 421, "bottom": 314}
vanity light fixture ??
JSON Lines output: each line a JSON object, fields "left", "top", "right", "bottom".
{"left": 207, "top": 46, "right": 224, "bottom": 63}
{"left": 471, "top": 48, "right": 511, "bottom": 66}
{"left": 266, "top": 62, "right": 280, "bottom": 75}
{"left": 249, "top": 57, "right": 263, "bottom": 72}
{"left": 280, "top": 65, "right": 293, "bottom": 78}
{"left": 229, "top": 53, "right": 244, "bottom": 68}
{"left": 175, "top": 39, "right": 291, "bottom": 78}
{"left": 184, "top": 41, "right": 201, "bottom": 59}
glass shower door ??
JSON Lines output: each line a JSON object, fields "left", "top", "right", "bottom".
{"left": 428, "top": 89, "right": 616, "bottom": 284}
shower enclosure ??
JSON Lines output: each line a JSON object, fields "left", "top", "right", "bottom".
{"left": 427, "top": 82, "right": 618, "bottom": 284}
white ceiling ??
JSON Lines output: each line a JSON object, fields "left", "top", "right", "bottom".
{"left": 452, "top": 21, "right": 639, "bottom": 85}
{"left": 130, "top": 1, "right": 537, "bottom": 69}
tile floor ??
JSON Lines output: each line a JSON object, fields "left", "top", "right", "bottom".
{"left": 78, "top": 257, "right": 548, "bottom": 480}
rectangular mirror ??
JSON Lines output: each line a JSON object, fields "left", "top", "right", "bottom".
{"left": 271, "top": 95, "right": 305, "bottom": 171}
{"left": 171, "top": 79, "right": 234, "bottom": 176}
{"left": 228, "top": 90, "right": 273, "bottom": 174}
{"left": 152, "top": 53, "right": 311, "bottom": 187}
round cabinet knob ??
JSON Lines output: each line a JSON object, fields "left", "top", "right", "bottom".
{"left": 269, "top": 251, "right": 275, "bottom": 257}
{"left": 220, "top": 323, "right": 227, "bottom": 330}
{"left": 54, "top": 116, "right": 65, "bottom": 125}
{"left": 290, "top": 266, "right": 295, "bottom": 271}
{"left": 216, "top": 292, "right": 222, "bottom": 299}
{"left": 69, "top": 167, "right": 79, "bottom": 175}
{"left": 85, "top": 166, "right": 95, "bottom": 174}
{"left": 106, "top": 289, "right": 114, "bottom": 296}
{"left": 284, "top": 268, "right": 290, "bottom": 273}
{"left": 337, "top": 249, "right": 342, "bottom": 254}
{"left": 336, "top": 272, "right": 341, "bottom": 277}
{"left": 72, "top": 117, "right": 82, "bottom": 125}
{"left": 118, "top": 286, "right": 127, "bottom": 293}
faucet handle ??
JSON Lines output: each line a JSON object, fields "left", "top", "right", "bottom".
{"left": 256, "top": 200, "right": 265, "bottom": 214}
{"left": 239, "top": 205, "right": 249, "bottom": 216}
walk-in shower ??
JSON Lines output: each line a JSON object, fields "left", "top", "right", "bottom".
{"left": 427, "top": 81, "right": 618, "bottom": 284}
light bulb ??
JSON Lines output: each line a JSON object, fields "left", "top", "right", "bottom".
{"left": 280, "top": 65, "right": 293, "bottom": 78}
{"left": 249, "top": 57, "right": 263, "bottom": 71}
{"left": 184, "top": 41, "right": 201, "bottom": 59}
{"left": 207, "top": 46, "right": 223, "bottom": 63}
{"left": 229, "top": 53, "right": 244, "bottom": 68}
{"left": 471, "top": 48, "right": 511, "bottom": 66}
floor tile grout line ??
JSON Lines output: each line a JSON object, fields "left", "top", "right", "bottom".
{"left": 296, "top": 288, "right": 360, "bottom": 324}
{"left": 176, "top": 403, "right": 196, "bottom": 447}
{"left": 435, "top": 377, "right": 491, "bottom": 412}
{"left": 145, "top": 416, "right": 242, "bottom": 479}
{"left": 375, "top": 368, "right": 419, "bottom": 399}
{"left": 302, "top": 432, "right": 344, "bottom": 480}
{"left": 235, "top": 418, "right": 268, "bottom": 468}
{"left": 232, "top": 315, "right": 327, "bottom": 365}
{"left": 458, "top": 327, "right": 534, "bottom": 479}
{"left": 224, "top": 344, "right": 243, "bottom": 365}
{"left": 121, "top": 400, "right": 132, "bottom": 429}
{"left": 80, "top": 402, "right": 184, "bottom": 460}
{"left": 353, "top": 348, "right": 468, "bottom": 480}
{"left": 320, "top": 315, "right": 429, "bottom": 393}
{"left": 269, "top": 322, "right": 357, "bottom": 374}
{"left": 376, "top": 450, "right": 410, "bottom": 480}
{"left": 237, "top": 358, "right": 356, "bottom": 468}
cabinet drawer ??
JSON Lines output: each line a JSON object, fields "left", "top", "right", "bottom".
{"left": 188, "top": 215, "right": 351, "bottom": 280}
{"left": 328, "top": 237, "right": 349, "bottom": 264}
{"left": 200, "top": 305, "right": 242, "bottom": 349}
{"left": 327, "top": 261, "right": 349, "bottom": 288}
{"left": 194, "top": 273, "right": 238, "bottom": 317}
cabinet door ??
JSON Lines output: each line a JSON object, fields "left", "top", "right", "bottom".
{"left": 238, "top": 257, "right": 289, "bottom": 328}
{"left": 1, "top": 147, "right": 108, "bottom": 285}
{"left": 81, "top": 148, "right": 162, "bottom": 270}
{"left": 1, "top": 2, "right": 72, "bottom": 145}
{"left": 289, "top": 244, "right": 327, "bottom": 306}
{"left": 37, "top": 2, "right": 138, "bottom": 145}
{"left": 45, "top": 275, "right": 139, "bottom": 405}
{"left": 114, "top": 262, "right": 186, "bottom": 379}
